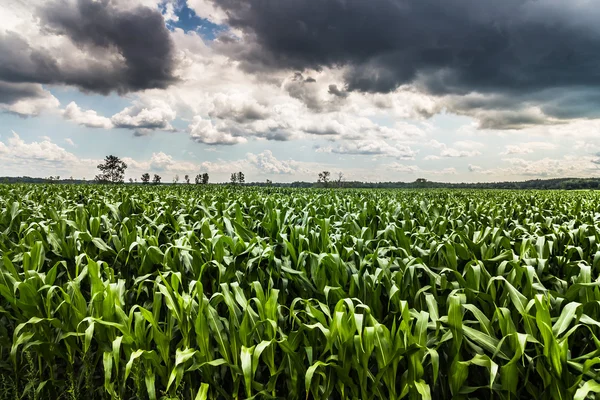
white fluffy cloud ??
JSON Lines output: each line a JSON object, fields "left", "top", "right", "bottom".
{"left": 62, "top": 102, "right": 113, "bottom": 129}
{"left": 0, "top": 131, "right": 98, "bottom": 177}
{"left": 246, "top": 150, "right": 299, "bottom": 174}
{"left": 188, "top": 116, "right": 247, "bottom": 145}
{"left": 317, "top": 140, "right": 417, "bottom": 159}
{"left": 61, "top": 100, "right": 177, "bottom": 134}
{"left": 0, "top": 83, "right": 59, "bottom": 116}
{"left": 110, "top": 101, "right": 176, "bottom": 135}
{"left": 1, "top": 131, "right": 78, "bottom": 163}
{"left": 209, "top": 93, "right": 270, "bottom": 123}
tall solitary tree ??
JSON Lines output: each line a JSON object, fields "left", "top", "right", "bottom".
{"left": 95, "top": 155, "right": 127, "bottom": 183}
{"left": 153, "top": 174, "right": 162, "bottom": 185}
{"left": 202, "top": 173, "right": 209, "bottom": 184}
{"left": 195, "top": 174, "right": 201, "bottom": 184}
{"left": 184, "top": 174, "right": 190, "bottom": 184}
{"left": 141, "top": 173, "right": 150, "bottom": 184}
{"left": 237, "top": 171, "right": 245, "bottom": 184}
{"left": 318, "top": 171, "right": 330, "bottom": 187}
{"left": 230, "top": 173, "right": 238, "bottom": 185}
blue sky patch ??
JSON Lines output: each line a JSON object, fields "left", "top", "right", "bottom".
{"left": 162, "top": 0, "right": 227, "bottom": 40}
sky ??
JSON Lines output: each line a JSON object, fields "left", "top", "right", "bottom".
{"left": 1, "top": 0, "right": 600, "bottom": 183}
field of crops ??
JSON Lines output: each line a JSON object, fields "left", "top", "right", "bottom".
{"left": 2, "top": 185, "right": 600, "bottom": 399}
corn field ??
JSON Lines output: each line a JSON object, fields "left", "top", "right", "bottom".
{"left": 2, "top": 184, "right": 600, "bottom": 399}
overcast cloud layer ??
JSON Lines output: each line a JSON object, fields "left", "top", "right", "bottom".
{"left": 0, "top": 0, "right": 599, "bottom": 182}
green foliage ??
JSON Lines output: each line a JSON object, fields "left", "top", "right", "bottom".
{"left": 2, "top": 185, "right": 600, "bottom": 399}
{"left": 95, "top": 155, "right": 127, "bottom": 184}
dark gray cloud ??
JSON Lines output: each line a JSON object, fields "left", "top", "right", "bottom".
{"left": 443, "top": 87, "right": 600, "bottom": 128}
{"left": 0, "top": 0, "right": 176, "bottom": 94}
{"left": 209, "top": 102, "right": 270, "bottom": 123}
{"left": 0, "top": 33, "right": 61, "bottom": 85}
{"left": 0, "top": 30, "right": 127, "bottom": 93}
{"left": 215, "top": 0, "right": 600, "bottom": 93}
{"left": 212, "top": 107, "right": 268, "bottom": 123}
{"left": 328, "top": 84, "right": 348, "bottom": 98}
{"left": 283, "top": 72, "right": 325, "bottom": 111}
{"left": 113, "top": 120, "right": 169, "bottom": 130}
{"left": 0, "top": 82, "right": 48, "bottom": 105}
{"left": 213, "top": 0, "right": 600, "bottom": 123}
{"left": 280, "top": 72, "right": 349, "bottom": 111}
{"left": 477, "top": 111, "right": 552, "bottom": 130}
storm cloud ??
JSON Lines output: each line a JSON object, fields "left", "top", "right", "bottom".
{"left": 0, "top": 0, "right": 177, "bottom": 95}
{"left": 212, "top": 0, "right": 600, "bottom": 124}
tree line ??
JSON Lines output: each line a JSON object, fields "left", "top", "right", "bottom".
{"left": 92, "top": 156, "right": 265, "bottom": 186}
{"left": 92, "top": 156, "right": 331, "bottom": 186}
{"left": 4, "top": 155, "right": 600, "bottom": 190}
{"left": 93, "top": 155, "right": 212, "bottom": 185}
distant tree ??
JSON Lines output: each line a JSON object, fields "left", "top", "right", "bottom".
{"left": 202, "top": 173, "right": 209, "bottom": 184}
{"left": 173, "top": 174, "right": 179, "bottom": 184}
{"left": 95, "top": 155, "right": 127, "bottom": 183}
{"left": 414, "top": 178, "right": 428, "bottom": 188}
{"left": 195, "top": 174, "right": 201, "bottom": 184}
{"left": 135, "top": 178, "right": 138, "bottom": 183}
{"left": 185, "top": 174, "right": 190, "bottom": 184}
{"left": 153, "top": 174, "right": 162, "bottom": 184}
{"left": 141, "top": 173, "right": 150, "bottom": 184}
{"left": 266, "top": 179, "right": 272, "bottom": 185}
{"left": 237, "top": 171, "right": 245, "bottom": 184}
{"left": 69, "top": 176, "right": 74, "bottom": 181}
{"left": 129, "top": 178, "right": 133, "bottom": 184}
{"left": 318, "top": 171, "right": 330, "bottom": 187}
{"left": 336, "top": 172, "right": 345, "bottom": 187}
{"left": 230, "top": 173, "right": 238, "bottom": 185}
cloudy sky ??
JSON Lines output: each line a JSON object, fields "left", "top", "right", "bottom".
{"left": 1, "top": 0, "right": 600, "bottom": 182}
